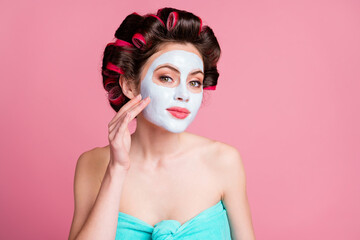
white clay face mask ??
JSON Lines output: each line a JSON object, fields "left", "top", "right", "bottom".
{"left": 140, "top": 50, "right": 204, "bottom": 133}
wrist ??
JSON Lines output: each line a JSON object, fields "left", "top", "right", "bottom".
{"left": 108, "top": 160, "right": 130, "bottom": 175}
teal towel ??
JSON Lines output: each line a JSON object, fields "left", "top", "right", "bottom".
{"left": 115, "top": 200, "right": 232, "bottom": 239}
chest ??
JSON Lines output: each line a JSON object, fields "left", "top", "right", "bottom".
{"left": 117, "top": 156, "right": 223, "bottom": 227}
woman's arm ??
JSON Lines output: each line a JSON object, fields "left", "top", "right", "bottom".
{"left": 219, "top": 144, "right": 256, "bottom": 240}
{"left": 68, "top": 151, "right": 128, "bottom": 240}
{"left": 68, "top": 94, "right": 149, "bottom": 240}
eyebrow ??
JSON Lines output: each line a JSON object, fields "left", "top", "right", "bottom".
{"left": 154, "top": 64, "right": 204, "bottom": 76}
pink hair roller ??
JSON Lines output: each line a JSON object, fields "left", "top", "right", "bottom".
{"left": 109, "top": 92, "right": 126, "bottom": 105}
{"left": 104, "top": 78, "right": 117, "bottom": 91}
{"left": 203, "top": 85, "right": 216, "bottom": 90}
{"left": 104, "top": 78, "right": 117, "bottom": 85}
{"left": 198, "top": 17, "right": 203, "bottom": 36}
{"left": 114, "top": 39, "right": 133, "bottom": 47}
{"left": 132, "top": 33, "right": 146, "bottom": 49}
{"left": 106, "top": 62, "right": 124, "bottom": 74}
{"left": 167, "top": 11, "right": 178, "bottom": 31}
{"left": 149, "top": 14, "right": 165, "bottom": 27}
{"left": 106, "top": 39, "right": 133, "bottom": 48}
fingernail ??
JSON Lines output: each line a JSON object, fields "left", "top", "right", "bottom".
{"left": 137, "top": 94, "right": 142, "bottom": 99}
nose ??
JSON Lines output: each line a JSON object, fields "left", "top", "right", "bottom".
{"left": 176, "top": 95, "right": 189, "bottom": 102}
{"left": 174, "top": 83, "right": 189, "bottom": 102}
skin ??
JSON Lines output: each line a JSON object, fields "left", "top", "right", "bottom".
{"left": 72, "top": 42, "right": 256, "bottom": 239}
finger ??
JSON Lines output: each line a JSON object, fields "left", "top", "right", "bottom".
{"left": 113, "top": 113, "right": 131, "bottom": 141}
{"left": 108, "top": 94, "right": 141, "bottom": 127}
{"left": 108, "top": 96, "right": 148, "bottom": 132}
{"left": 126, "top": 96, "right": 151, "bottom": 122}
{"left": 110, "top": 96, "right": 150, "bottom": 135}
{"left": 109, "top": 112, "right": 131, "bottom": 141}
{"left": 109, "top": 94, "right": 141, "bottom": 126}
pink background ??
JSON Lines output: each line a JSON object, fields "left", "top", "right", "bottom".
{"left": 1, "top": 0, "right": 359, "bottom": 239}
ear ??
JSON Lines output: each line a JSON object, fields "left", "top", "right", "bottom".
{"left": 119, "top": 75, "right": 138, "bottom": 99}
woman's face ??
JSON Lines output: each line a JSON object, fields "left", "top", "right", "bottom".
{"left": 139, "top": 43, "right": 204, "bottom": 133}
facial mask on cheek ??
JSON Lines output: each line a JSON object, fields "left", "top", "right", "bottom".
{"left": 140, "top": 50, "right": 204, "bottom": 133}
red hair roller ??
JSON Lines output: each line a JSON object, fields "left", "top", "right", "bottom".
{"left": 109, "top": 92, "right": 126, "bottom": 105}
{"left": 149, "top": 14, "right": 165, "bottom": 27}
{"left": 104, "top": 78, "right": 117, "bottom": 91}
{"left": 203, "top": 85, "right": 216, "bottom": 90}
{"left": 106, "top": 62, "right": 124, "bottom": 74}
{"left": 114, "top": 39, "right": 133, "bottom": 47}
{"left": 198, "top": 17, "right": 203, "bottom": 36}
{"left": 106, "top": 39, "right": 133, "bottom": 48}
{"left": 132, "top": 33, "right": 146, "bottom": 49}
{"left": 167, "top": 11, "right": 178, "bottom": 31}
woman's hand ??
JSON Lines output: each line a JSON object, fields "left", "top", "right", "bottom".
{"left": 107, "top": 94, "right": 150, "bottom": 170}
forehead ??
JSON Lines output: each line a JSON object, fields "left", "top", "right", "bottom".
{"left": 149, "top": 50, "right": 203, "bottom": 72}
{"left": 140, "top": 43, "right": 204, "bottom": 79}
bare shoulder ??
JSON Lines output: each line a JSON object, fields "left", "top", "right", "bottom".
{"left": 213, "top": 141, "right": 244, "bottom": 169}
{"left": 183, "top": 132, "right": 243, "bottom": 164}
{"left": 68, "top": 146, "right": 111, "bottom": 240}
{"left": 216, "top": 141, "right": 245, "bottom": 181}
{"left": 187, "top": 130, "right": 243, "bottom": 166}
{"left": 209, "top": 143, "right": 255, "bottom": 239}
{"left": 76, "top": 146, "right": 110, "bottom": 184}
{"left": 81, "top": 145, "right": 110, "bottom": 161}
{"left": 184, "top": 132, "right": 245, "bottom": 177}
{"left": 204, "top": 141, "right": 246, "bottom": 199}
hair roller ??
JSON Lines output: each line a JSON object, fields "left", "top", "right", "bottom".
{"left": 109, "top": 94, "right": 126, "bottom": 105}
{"left": 132, "top": 33, "right": 146, "bottom": 50}
{"left": 166, "top": 11, "right": 178, "bottom": 31}
{"left": 106, "top": 39, "right": 134, "bottom": 54}
{"left": 104, "top": 78, "right": 118, "bottom": 91}
{"left": 106, "top": 62, "right": 125, "bottom": 74}
{"left": 106, "top": 39, "right": 133, "bottom": 48}
{"left": 106, "top": 39, "right": 134, "bottom": 55}
{"left": 149, "top": 14, "right": 165, "bottom": 27}
{"left": 108, "top": 86, "right": 126, "bottom": 105}
{"left": 102, "top": 69, "right": 117, "bottom": 78}
{"left": 203, "top": 85, "right": 216, "bottom": 90}
{"left": 114, "top": 39, "right": 133, "bottom": 47}
{"left": 198, "top": 16, "right": 203, "bottom": 36}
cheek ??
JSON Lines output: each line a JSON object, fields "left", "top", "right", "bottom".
{"left": 189, "top": 92, "right": 203, "bottom": 108}
{"left": 191, "top": 87, "right": 203, "bottom": 94}
{"left": 142, "top": 82, "right": 174, "bottom": 104}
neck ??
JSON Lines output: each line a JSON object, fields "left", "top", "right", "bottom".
{"left": 130, "top": 114, "right": 184, "bottom": 168}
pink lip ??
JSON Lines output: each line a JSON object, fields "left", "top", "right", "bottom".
{"left": 166, "top": 107, "right": 190, "bottom": 119}
{"left": 166, "top": 107, "right": 190, "bottom": 113}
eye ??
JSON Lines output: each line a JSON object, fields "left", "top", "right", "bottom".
{"left": 189, "top": 81, "right": 202, "bottom": 88}
{"left": 159, "top": 75, "right": 173, "bottom": 82}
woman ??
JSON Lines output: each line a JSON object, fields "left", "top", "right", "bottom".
{"left": 69, "top": 7, "right": 256, "bottom": 240}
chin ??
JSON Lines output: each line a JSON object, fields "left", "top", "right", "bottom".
{"left": 165, "top": 127, "right": 187, "bottom": 134}
{"left": 151, "top": 119, "right": 189, "bottom": 133}
{"left": 161, "top": 121, "right": 189, "bottom": 133}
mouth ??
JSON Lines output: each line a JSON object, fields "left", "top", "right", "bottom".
{"left": 166, "top": 107, "right": 190, "bottom": 119}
